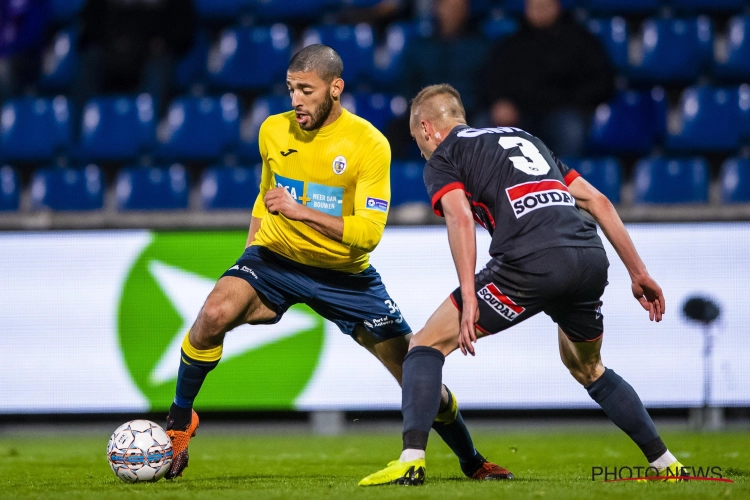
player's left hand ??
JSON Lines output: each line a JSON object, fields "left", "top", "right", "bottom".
{"left": 458, "top": 297, "right": 480, "bottom": 356}
{"left": 265, "top": 187, "right": 304, "bottom": 220}
{"left": 631, "top": 273, "right": 665, "bottom": 322}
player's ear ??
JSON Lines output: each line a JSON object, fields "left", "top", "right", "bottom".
{"left": 330, "top": 77, "right": 344, "bottom": 99}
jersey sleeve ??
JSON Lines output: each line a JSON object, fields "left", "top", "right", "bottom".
{"left": 251, "top": 119, "right": 274, "bottom": 219}
{"left": 340, "top": 133, "right": 391, "bottom": 253}
{"left": 552, "top": 153, "right": 581, "bottom": 186}
{"left": 424, "top": 150, "right": 465, "bottom": 217}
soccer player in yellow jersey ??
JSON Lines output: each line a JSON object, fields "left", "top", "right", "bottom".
{"left": 164, "top": 45, "right": 508, "bottom": 483}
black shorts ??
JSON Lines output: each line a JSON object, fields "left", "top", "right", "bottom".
{"left": 451, "top": 246, "right": 609, "bottom": 342}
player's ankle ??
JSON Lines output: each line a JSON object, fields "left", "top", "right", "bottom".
{"left": 400, "top": 448, "right": 425, "bottom": 462}
{"left": 167, "top": 402, "right": 193, "bottom": 430}
{"left": 649, "top": 450, "right": 677, "bottom": 470}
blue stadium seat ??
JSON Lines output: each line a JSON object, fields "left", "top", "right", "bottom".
{"left": 372, "top": 20, "right": 432, "bottom": 89}
{"left": 195, "top": 0, "right": 248, "bottom": 20}
{"left": 158, "top": 95, "right": 240, "bottom": 160}
{"left": 255, "top": 0, "right": 335, "bottom": 22}
{"left": 30, "top": 165, "right": 103, "bottom": 211}
{"left": 201, "top": 165, "right": 261, "bottom": 209}
{"left": 342, "top": 0, "right": 382, "bottom": 6}
{"left": 302, "top": 24, "right": 375, "bottom": 87}
{"left": 633, "top": 157, "right": 709, "bottom": 204}
{"left": 38, "top": 28, "right": 78, "bottom": 91}
{"left": 670, "top": 0, "right": 745, "bottom": 13}
{"left": 586, "top": 17, "right": 629, "bottom": 71}
{"left": 0, "top": 96, "right": 71, "bottom": 161}
{"left": 582, "top": 0, "right": 660, "bottom": 15}
{"left": 341, "top": 93, "right": 408, "bottom": 132}
{"left": 564, "top": 157, "right": 622, "bottom": 204}
{"left": 589, "top": 88, "right": 667, "bottom": 154}
{"left": 207, "top": 25, "right": 291, "bottom": 90}
{"left": 79, "top": 95, "right": 156, "bottom": 161}
{"left": 740, "top": 84, "right": 750, "bottom": 141}
{"left": 175, "top": 31, "right": 211, "bottom": 89}
{"left": 629, "top": 17, "right": 713, "bottom": 84}
{"left": 239, "top": 94, "right": 291, "bottom": 162}
{"left": 50, "top": 0, "right": 86, "bottom": 22}
{"left": 721, "top": 157, "right": 750, "bottom": 203}
{"left": 0, "top": 165, "right": 19, "bottom": 211}
{"left": 482, "top": 15, "right": 519, "bottom": 41}
{"left": 668, "top": 87, "right": 742, "bottom": 152}
{"left": 714, "top": 16, "right": 750, "bottom": 81}
{"left": 116, "top": 165, "right": 189, "bottom": 210}
{"left": 390, "top": 161, "right": 430, "bottom": 208}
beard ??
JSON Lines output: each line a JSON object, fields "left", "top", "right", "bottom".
{"left": 301, "top": 91, "right": 335, "bottom": 131}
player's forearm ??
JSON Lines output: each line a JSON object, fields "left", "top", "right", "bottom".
{"left": 296, "top": 205, "right": 345, "bottom": 243}
{"left": 587, "top": 195, "right": 648, "bottom": 279}
{"left": 446, "top": 211, "right": 477, "bottom": 301}
{"left": 246, "top": 216, "right": 262, "bottom": 247}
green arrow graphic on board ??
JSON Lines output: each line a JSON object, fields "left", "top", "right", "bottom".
{"left": 117, "top": 232, "right": 326, "bottom": 411}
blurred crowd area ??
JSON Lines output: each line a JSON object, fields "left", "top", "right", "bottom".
{"left": 0, "top": 0, "right": 749, "bottom": 220}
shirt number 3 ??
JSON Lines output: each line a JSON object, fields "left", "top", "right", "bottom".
{"left": 499, "top": 137, "right": 551, "bottom": 176}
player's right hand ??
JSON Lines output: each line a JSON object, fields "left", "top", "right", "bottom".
{"left": 458, "top": 297, "right": 480, "bottom": 356}
{"left": 631, "top": 273, "right": 665, "bottom": 322}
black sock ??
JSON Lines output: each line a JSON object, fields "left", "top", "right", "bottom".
{"left": 169, "top": 349, "right": 219, "bottom": 429}
{"left": 586, "top": 368, "right": 667, "bottom": 462}
{"left": 401, "top": 346, "right": 445, "bottom": 452}
{"left": 432, "top": 413, "right": 485, "bottom": 476}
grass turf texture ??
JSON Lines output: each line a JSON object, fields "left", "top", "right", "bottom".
{"left": 0, "top": 425, "right": 748, "bottom": 499}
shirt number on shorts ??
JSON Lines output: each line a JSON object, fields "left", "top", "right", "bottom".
{"left": 384, "top": 300, "right": 400, "bottom": 314}
{"left": 498, "top": 137, "right": 551, "bottom": 176}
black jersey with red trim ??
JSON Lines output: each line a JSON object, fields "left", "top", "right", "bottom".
{"left": 424, "top": 125, "right": 603, "bottom": 261}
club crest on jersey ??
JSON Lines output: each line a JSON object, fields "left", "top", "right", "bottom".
{"left": 506, "top": 179, "right": 575, "bottom": 218}
{"left": 332, "top": 155, "right": 347, "bottom": 175}
{"left": 477, "top": 283, "right": 525, "bottom": 321}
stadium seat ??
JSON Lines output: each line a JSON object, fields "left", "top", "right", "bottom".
{"left": 201, "top": 165, "right": 261, "bottom": 210}
{"left": 668, "top": 87, "right": 742, "bottom": 152}
{"left": 207, "top": 25, "right": 291, "bottom": 91}
{"left": 582, "top": 0, "right": 660, "bottom": 15}
{"left": 255, "top": 0, "right": 335, "bottom": 22}
{"left": 482, "top": 15, "right": 519, "bottom": 41}
{"left": 116, "top": 164, "right": 189, "bottom": 210}
{"left": 721, "top": 157, "right": 750, "bottom": 203}
{"left": 342, "top": 0, "right": 382, "bottom": 6}
{"left": 564, "top": 157, "right": 622, "bottom": 204}
{"left": 633, "top": 157, "right": 709, "bottom": 204}
{"left": 38, "top": 28, "right": 78, "bottom": 91}
{"left": 629, "top": 17, "right": 713, "bottom": 84}
{"left": 158, "top": 95, "right": 240, "bottom": 160}
{"left": 372, "top": 20, "right": 432, "bottom": 89}
{"left": 0, "top": 96, "right": 71, "bottom": 161}
{"left": 30, "top": 165, "right": 104, "bottom": 211}
{"left": 79, "top": 95, "right": 156, "bottom": 161}
{"left": 0, "top": 165, "right": 19, "bottom": 211}
{"left": 195, "top": 0, "right": 248, "bottom": 20}
{"left": 589, "top": 88, "right": 667, "bottom": 154}
{"left": 669, "top": 0, "right": 745, "bottom": 13}
{"left": 740, "top": 84, "right": 750, "bottom": 141}
{"left": 341, "top": 93, "right": 408, "bottom": 132}
{"left": 714, "top": 16, "right": 750, "bottom": 81}
{"left": 50, "top": 0, "right": 86, "bottom": 22}
{"left": 586, "top": 17, "right": 629, "bottom": 71}
{"left": 390, "top": 161, "right": 430, "bottom": 208}
{"left": 239, "top": 94, "right": 291, "bottom": 162}
{"left": 302, "top": 24, "right": 375, "bottom": 87}
{"left": 175, "top": 31, "right": 211, "bottom": 89}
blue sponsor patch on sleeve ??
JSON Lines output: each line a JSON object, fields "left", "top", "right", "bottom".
{"left": 365, "top": 197, "right": 389, "bottom": 212}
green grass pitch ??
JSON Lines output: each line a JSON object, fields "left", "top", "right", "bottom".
{"left": 0, "top": 423, "right": 748, "bottom": 499}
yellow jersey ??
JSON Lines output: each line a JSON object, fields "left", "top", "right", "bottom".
{"left": 251, "top": 108, "right": 391, "bottom": 274}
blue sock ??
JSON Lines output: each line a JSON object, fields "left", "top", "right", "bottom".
{"left": 401, "top": 346, "right": 445, "bottom": 452}
{"left": 586, "top": 368, "right": 667, "bottom": 462}
{"left": 432, "top": 389, "right": 485, "bottom": 476}
{"left": 169, "top": 334, "right": 221, "bottom": 429}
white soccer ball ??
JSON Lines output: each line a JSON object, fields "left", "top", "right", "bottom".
{"left": 107, "top": 420, "right": 173, "bottom": 483}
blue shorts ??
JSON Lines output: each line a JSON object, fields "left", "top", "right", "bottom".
{"left": 222, "top": 245, "right": 411, "bottom": 340}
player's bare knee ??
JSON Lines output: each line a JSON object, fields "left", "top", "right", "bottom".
{"left": 198, "top": 299, "right": 233, "bottom": 335}
{"left": 566, "top": 362, "right": 601, "bottom": 386}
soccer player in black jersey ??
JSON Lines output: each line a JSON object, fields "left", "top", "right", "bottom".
{"left": 360, "top": 84, "right": 683, "bottom": 486}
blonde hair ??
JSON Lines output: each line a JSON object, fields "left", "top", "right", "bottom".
{"left": 410, "top": 84, "right": 467, "bottom": 126}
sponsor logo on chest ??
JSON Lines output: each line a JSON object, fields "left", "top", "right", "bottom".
{"left": 505, "top": 179, "right": 575, "bottom": 218}
{"left": 477, "top": 283, "right": 525, "bottom": 321}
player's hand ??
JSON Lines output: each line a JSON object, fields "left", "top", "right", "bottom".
{"left": 458, "top": 297, "right": 480, "bottom": 356}
{"left": 631, "top": 273, "right": 665, "bottom": 322}
{"left": 265, "top": 187, "right": 303, "bottom": 220}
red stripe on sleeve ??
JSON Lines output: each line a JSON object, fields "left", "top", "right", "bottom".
{"left": 431, "top": 182, "right": 465, "bottom": 216}
{"left": 564, "top": 169, "right": 581, "bottom": 186}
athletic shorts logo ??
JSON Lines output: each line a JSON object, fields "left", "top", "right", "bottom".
{"left": 332, "top": 155, "right": 347, "bottom": 175}
{"left": 366, "top": 197, "right": 388, "bottom": 212}
{"left": 506, "top": 179, "right": 575, "bottom": 218}
{"left": 477, "top": 283, "right": 525, "bottom": 321}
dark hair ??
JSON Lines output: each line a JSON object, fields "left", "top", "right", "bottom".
{"left": 288, "top": 44, "right": 344, "bottom": 83}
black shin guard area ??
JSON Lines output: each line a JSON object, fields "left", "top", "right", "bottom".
{"left": 401, "top": 346, "right": 445, "bottom": 451}
{"left": 586, "top": 368, "right": 666, "bottom": 462}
